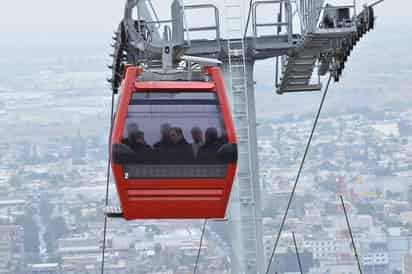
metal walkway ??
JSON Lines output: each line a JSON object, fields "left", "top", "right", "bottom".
{"left": 277, "top": 3, "right": 375, "bottom": 94}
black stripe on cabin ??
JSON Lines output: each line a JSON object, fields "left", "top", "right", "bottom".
{"left": 129, "top": 99, "right": 219, "bottom": 105}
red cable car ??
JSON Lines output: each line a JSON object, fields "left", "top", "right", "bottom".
{"left": 110, "top": 66, "right": 238, "bottom": 219}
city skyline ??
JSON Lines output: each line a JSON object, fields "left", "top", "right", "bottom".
{"left": 0, "top": 1, "right": 410, "bottom": 274}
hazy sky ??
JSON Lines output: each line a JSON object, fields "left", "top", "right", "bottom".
{"left": 0, "top": 0, "right": 402, "bottom": 36}
{"left": 0, "top": 0, "right": 408, "bottom": 117}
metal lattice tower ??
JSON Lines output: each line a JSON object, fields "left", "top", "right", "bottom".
{"left": 224, "top": 1, "right": 264, "bottom": 273}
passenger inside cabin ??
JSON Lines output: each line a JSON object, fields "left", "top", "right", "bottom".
{"left": 128, "top": 130, "right": 153, "bottom": 163}
{"left": 191, "top": 127, "right": 204, "bottom": 159}
{"left": 129, "top": 130, "right": 151, "bottom": 151}
{"left": 219, "top": 131, "right": 229, "bottom": 145}
{"left": 159, "top": 127, "right": 194, "bottom": 163}
{"left": 154, "top": 123, "right": 171, "bottom": 149}
{"left": 122, "top": 123, "right": 139, "bottom": 147}
{"left": 198, "top": 127, "right": 222, "bottom": 163}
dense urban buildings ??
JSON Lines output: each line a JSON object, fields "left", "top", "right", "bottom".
{"left": 1, "top": 20, "right": 412, "bottom": 272}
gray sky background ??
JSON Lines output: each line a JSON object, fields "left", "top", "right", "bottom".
{"left": 0, "top": 0, "right": 403, "bottom": 36}
{"left": 0, "top": 0, "right": 408, "bottom": 117}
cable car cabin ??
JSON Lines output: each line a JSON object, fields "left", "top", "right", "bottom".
{"left": 110, "top": 66, "right": 238, "bottom": 219}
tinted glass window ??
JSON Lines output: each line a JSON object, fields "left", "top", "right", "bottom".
{"left": 120, "top": 91, "right": 229, "bottom": 178}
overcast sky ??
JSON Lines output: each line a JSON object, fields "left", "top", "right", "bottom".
{"left": 0, "top": 0, "right": 407, "bottom": 116}
{"left": 0, "top": 0, "right": 402, "bottom": 36}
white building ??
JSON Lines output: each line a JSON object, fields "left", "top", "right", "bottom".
{"left": 29, "top": 263, "right": 60, "bottom": 274}
{"left": 303, "top": 237, "right": 355, "bottom": 261}
{"left": 0, "top": 225, "right": 24, "bottom": 274}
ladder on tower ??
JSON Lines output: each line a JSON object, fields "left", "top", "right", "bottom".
{"left": 275, "top": 0, "right": 324, "bottom": 94}
{"left": 224, "top": 0, "right": 260, "bottom": 272}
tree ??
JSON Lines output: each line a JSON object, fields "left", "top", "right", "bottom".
{"left": 408, "top": 186, "right": 412, "bottom": 204}
{"left": 154, "top": 243, "right": 162, "bottom": 257}
{"left": 46, "top": 253, "right": 62, "bottom": 264}
{"left": 15, "top": 209, "right": 40, "bottom": 255}
{"left": 356, "top": 203, "right": 375, "bottom": 215}
{"left": 8, "top": 174, "right": 23, "bottom": 189}
{"left": 44, "top": 217, "right": 68, "bottom": 253}
{"left": 39, "top": 198, "right": 53, "bottom": 223}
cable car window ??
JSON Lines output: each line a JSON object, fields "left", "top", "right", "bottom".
{"left": 120, "top": 91, "right": 229, "bottom": 178}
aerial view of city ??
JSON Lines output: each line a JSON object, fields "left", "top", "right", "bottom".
{"left": 0, "top": 0, "right": 410, "bottom": 274}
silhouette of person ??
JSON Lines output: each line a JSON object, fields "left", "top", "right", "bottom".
{"left": 128, "top": 130, "right": 153, "bottom": 163}
{"left": 154, "top": 123, "right": 172, "bottom": 149}
{"left": 219, "top": 131, "right": 229, "bottom": 145}
{"left": 191, "top": 127, "right": 204, "bottom": 159}
{"left": 198, "top": 127, "right": 222, "bottom": 163}
{"left": 122, "top": 122, "right": 139, "bottom": 146}
{"left": 160, "top": 127, "right": 194, "bottom": 163}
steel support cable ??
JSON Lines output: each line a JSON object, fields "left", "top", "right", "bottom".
{"left": 340, "top": 195, "right": 363, "bottom": 274}
{"left": 370, "top": 0, "right": 385, "bottom": 7}
{"left": 193, "top": 219, "right": 208, "bottom": 274}
{"left": 265, "top": 75, "right": 333, "bottom": 274}
{"left": 101, "top": 92, "right": 116, "bottom": 274}
{"left": 292, "top": 232, "right": 303, "bottom": 274}
{"left": 243, "top": 0, "right": 254, "bottom": 39}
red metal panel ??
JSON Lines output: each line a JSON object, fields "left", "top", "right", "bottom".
{"left": 129, "top": 197, "right": 222, "bottom": 201}
{"left": 205, "top": 66, "right": 237, "bottom": 144}
{"left": 127, "top": 189, "right": 224, "bottom": 196}
{"left": 111, "top": 66, "right": 143, "bottom": 220}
